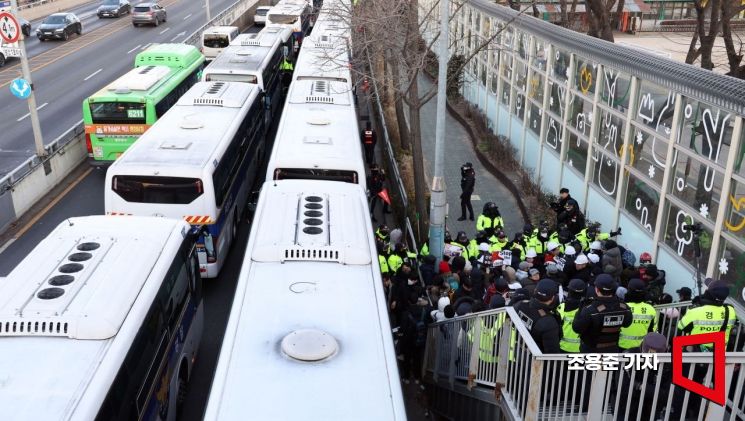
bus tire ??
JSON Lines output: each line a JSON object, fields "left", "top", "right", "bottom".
{"left": 176, "top": 371, "right": 188, "bottom": 418}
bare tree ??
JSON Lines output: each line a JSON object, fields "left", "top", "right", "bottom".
{"left": 322, "top": 0, "right": 523, "bottom": 239}
{"left": 684, "top": 0, "right": 745, "bottom": 77}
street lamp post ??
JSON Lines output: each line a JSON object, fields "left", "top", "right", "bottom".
{"left": 9, "top": 0, "right": 46, "bottom": 162}
{"left": 428, "top": 0, "right": 449, "bottom": 270}
{"left": 205, "top": 0, "right": 211, "bottom": 22}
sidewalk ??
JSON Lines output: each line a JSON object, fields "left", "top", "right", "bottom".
{"left": 16, "top": 0, "right": 94, "bottom": 21}
{"left": 417, "top": 74, "right": 523, "bottom": 238}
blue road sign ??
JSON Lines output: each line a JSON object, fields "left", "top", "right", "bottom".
{"left": 10, "top": 78, "right": 31, "bottom": 99}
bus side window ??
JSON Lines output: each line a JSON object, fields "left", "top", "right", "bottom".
{"left": 282, "top": 46, "right": 288, "bottom": 58}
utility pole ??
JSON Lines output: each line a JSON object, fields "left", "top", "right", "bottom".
{"left": 10, "top": 0, "right": 46, "bottom": 162}
{"left": 428, "top": 0, "right": 449, "bottom": 270}
{"left": 205, "top": 0, "right": 211, "bottom": 22}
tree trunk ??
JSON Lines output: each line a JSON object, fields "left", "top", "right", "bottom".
{"left": 685, "top": 31, "right": 701, "bottom": 64}
{"left": 613, "top": 0, "right": 626, "bottom": 30}
{"left": 559, "top": 0, "right": 568, "bottom": 27}
{"left": 700, "top": 0, "right": 722, "bottom": 70}
{"left": 389, "top": 54, "right": 411, "bottom": 151}
{"left": 586, "top": 0, "right": 615, "bottom": 42}
{"left": 408, "top": 78, "right": 429, "bottom": 242}
{"left": 380, "top": 54, "right": 401, "bottom": 148}
{"left": 569, "top": 0, "right": 579, "bottom": 28}
{"left": 720, "top": 0, "right": 745, "bottom": 77}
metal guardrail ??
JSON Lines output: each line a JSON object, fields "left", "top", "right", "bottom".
{"left": 425, "top": 302, "right": 745, "bottom": 420}
{"left": 469, "top": 0, "right": 745, "bottom": 115}
{"left": 182, "top": 0, "right": 258, "bottom": 47}
{"left": 0, "top": 119, "right": 83, "bottom": 194}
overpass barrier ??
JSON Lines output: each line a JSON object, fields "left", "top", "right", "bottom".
{"left": 0, "top": 0, "right": 263, "bottom": 235}
{"left": 424, "top": 302, "right": 745, "bottom": 420}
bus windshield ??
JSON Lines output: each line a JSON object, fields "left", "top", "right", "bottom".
{"left": 274, "top": 168, "right": 358, "bottom": 184}
{"left": 112, "top": 175, "right": 204, "bottom": 204}
{"left": 205, "top": 73, "right": 258, "bottom": 84}
{"left": 90, "top": 102, "right": 147, "bottom": 124}
{"left": 203, "top": 34, "right": 231, "bottom": 49}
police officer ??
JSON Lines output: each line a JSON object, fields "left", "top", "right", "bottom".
{"left": 619, "top": 278, "right": 658, "bottom": 351}
{"left": 377, "top": 241, "right": 390, "bottom": 277}
{"left": 677, "top": 280, "right": 736, "bottom": 348}
{"left": 367, "top": 164, "right": 389, "bottom": 221}
{"left": 488, "top": 230, "right": 509, "bottom": 253}
{"left": 467, "top": 231, "right": 486, "bottom": 262}
{"left": 515, "top": 279, "right": 562, "bottom": 353}
{"left": 375, "top": 224, "right": 390, "bottom": 244}
{"left": 280, "top": 56, "right": 294, "bottom": 93}
{"left": 557, "top": 279, "right": 586, "bottom": 353}
{"left": 576, "top": 223, "right": 621, "bottom": 252}
{"left": 558, "top": 199, "right": 586, "bottom": 236}
{"left": 450, "top": 231, "right": 470, "bottom": 260}
{"left": 476, "top": 202, "right": 504, "bottom": 236}
{"left": 360, "top": 121, "right": 377, "bottom": 166}
{"left": 572, "top": 274, "right": 633, "bottom": 353}
{"left": 458, "top": 162, "right": 475, "bottom": 221}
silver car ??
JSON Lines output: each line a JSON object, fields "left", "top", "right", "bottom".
{"left": 131, "top": 2, "right": 166, "bottom": 27}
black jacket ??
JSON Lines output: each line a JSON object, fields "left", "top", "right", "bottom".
{"left": 573, "top": 295, "right": 632, "bottom": 353}
{"left": 563, "top": 265, "right": 593, "bottom": 284}
{"left": 515, "top": 298, "right": 562, "bottom": 353}
{"left": 461, "top": 172, "right": 475, "bottom": 194}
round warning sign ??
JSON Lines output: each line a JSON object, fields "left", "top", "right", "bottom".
{"left": 0, "top": 12, "right": 21, "bottom": 44}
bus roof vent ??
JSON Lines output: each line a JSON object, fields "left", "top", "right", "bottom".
{"left": 314, "top": 35, "right": 334, "bottom": 49}
{"left": 0, "top": 239, "right": 112, "bottom": 338}
{"left": 305, "top": 81, "right": 334, "bottom": 104}
{"left": 306, "top": 96, "right": 334, "bottom": 104}
{"left": 108, "top": 65, "right": 172, "bottom": 92}
{"left": 279, "top": 193, "right": 343, "bottom": 263}
{"left": 235, "top": 49, "right": 254, "bottom": 56}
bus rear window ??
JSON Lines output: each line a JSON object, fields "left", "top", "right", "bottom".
{"left": 268, "top": 14, "right": 298, "bottom": 24}
{"left": 112, "top": 176, "right": 204, "bottom": 204}
{"left": 90, "top": 102, "right": 146, "bottom": 124}
{"left": 273, "top": 168, "right": 358, "bottom": 184}
{"left": 203, "top": 34, "right": 230, "bottom": 49}
{"left": 205, "top": 73, "right": 258, "bottom": 84}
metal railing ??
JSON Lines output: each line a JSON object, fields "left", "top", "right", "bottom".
{"left": 0, "top": 119, "right": 83, "bottom": 194}
{"left": 424, "top": 302, "right": 745, "bottom": 421}
{"left": 182, "top": 0, "right": 259, "bottom": 47}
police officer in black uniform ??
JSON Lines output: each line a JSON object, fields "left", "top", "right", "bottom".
{"left": 572, "top": 274, "right": 633, "bottom": 353}
{"left": 458, "top": 162, "right": 475, "bottom": 221}
{"left": 515, "top": 279, "right": 562, "bottom": 353}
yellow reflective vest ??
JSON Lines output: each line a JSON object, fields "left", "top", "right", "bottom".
{"left": 476, "top": 214, "right": 504, "bottom": 232}
{"left": 678, "top": 304, "right": 736, "bottom": 349}
{"left": 557, "top": 302, "right": 581, "bottom": 353}
{"left": 467, "top": 316, "right": 503, "bottom": 363}
{"left": 619, "top": 301, "right": 657, "bottom": 350}
{"left": 378, "top": 254, "right": 389, "bottom": 275}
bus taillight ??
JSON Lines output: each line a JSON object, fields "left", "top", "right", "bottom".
{"left": 85, "top": 134, "right": 93, "bottom": 158}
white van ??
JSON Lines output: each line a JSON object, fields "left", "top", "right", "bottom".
{"left": 254, "top": 6, "right": 272, "bottom": 25}
{"left": 201, "top": 26, "right": 240, "bottom": 61}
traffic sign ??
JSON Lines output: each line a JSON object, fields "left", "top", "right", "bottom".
{"left": 10, "top": 78, "right": 31, "bottom": 99}
{"left": 0, "top": 11, "right": 20, "bottom": 44}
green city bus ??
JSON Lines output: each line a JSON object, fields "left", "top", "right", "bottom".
{"left": 83, "top": 43, "right": 205, "bottom": 165}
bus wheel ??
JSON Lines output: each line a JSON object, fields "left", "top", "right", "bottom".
{"left": 176, "top": 373, "right": 188, "bottom": 418}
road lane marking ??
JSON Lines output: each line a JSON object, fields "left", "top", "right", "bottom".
{"left": 83, "top": 68, "right": 103, "bottom": 81}
{"left": 0, "top": 0, "right": 182, "bottom": 89}
{"left": 160, "top": 27, "right": 170, "bottom": 34}
{"left": 16, "top": 103, "right": 49, "bottom": 122}
{"left": 183, "top": 13, "right": 192, "bottom": 20}
{"left": 11, "top": 167, "right": 94, "bottom": 241}
{"left": 127, "top": 44, "right": 142, "bottom": 54}
{"left": 140, "top": 43, "right": 152, "bottom": 50}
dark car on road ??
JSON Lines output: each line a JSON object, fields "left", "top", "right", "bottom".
{"left": 97, "top": 0, "right": 131, "bottom": 18}
{"left": 36, "top": 13, "right": 81, "bottom": 41}
{"left": 18, "top": 17, "right": 31, "bottom": 37}
{"left": 132, "top": 2, "right": 166, "bottom": 27}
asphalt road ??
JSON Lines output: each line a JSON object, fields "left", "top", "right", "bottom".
{"left": 0, "top": 0, "right": 237, "bottom": 176}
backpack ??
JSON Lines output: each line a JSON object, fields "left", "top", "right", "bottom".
{"left": 408, "top": 310, "right": 427, "bottom": 348}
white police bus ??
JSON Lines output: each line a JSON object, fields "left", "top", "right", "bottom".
{"left": 267, "top": 0, "right": 312, "bottom": 50}
{"left": 203, "top": 179, "right": 406, "bottom": 420}
{"left": 0, "top": 216, "right": 203, "bottom": 421}
{"left": 105, "top": 81, "right": 265, "bottom": 278}
{"left": 202, "top": 26, "right": 293, "bottom": 125}
{"left": 265, "top": 13, "right": 366, "bottom": 189}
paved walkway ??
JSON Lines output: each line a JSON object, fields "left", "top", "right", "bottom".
{"left": 417, "top": 74, "right": 523, "bottom": 238}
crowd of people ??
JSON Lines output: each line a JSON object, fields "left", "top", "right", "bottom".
{"left": 373, "top": 179, "right": 740, "bottom": 411}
